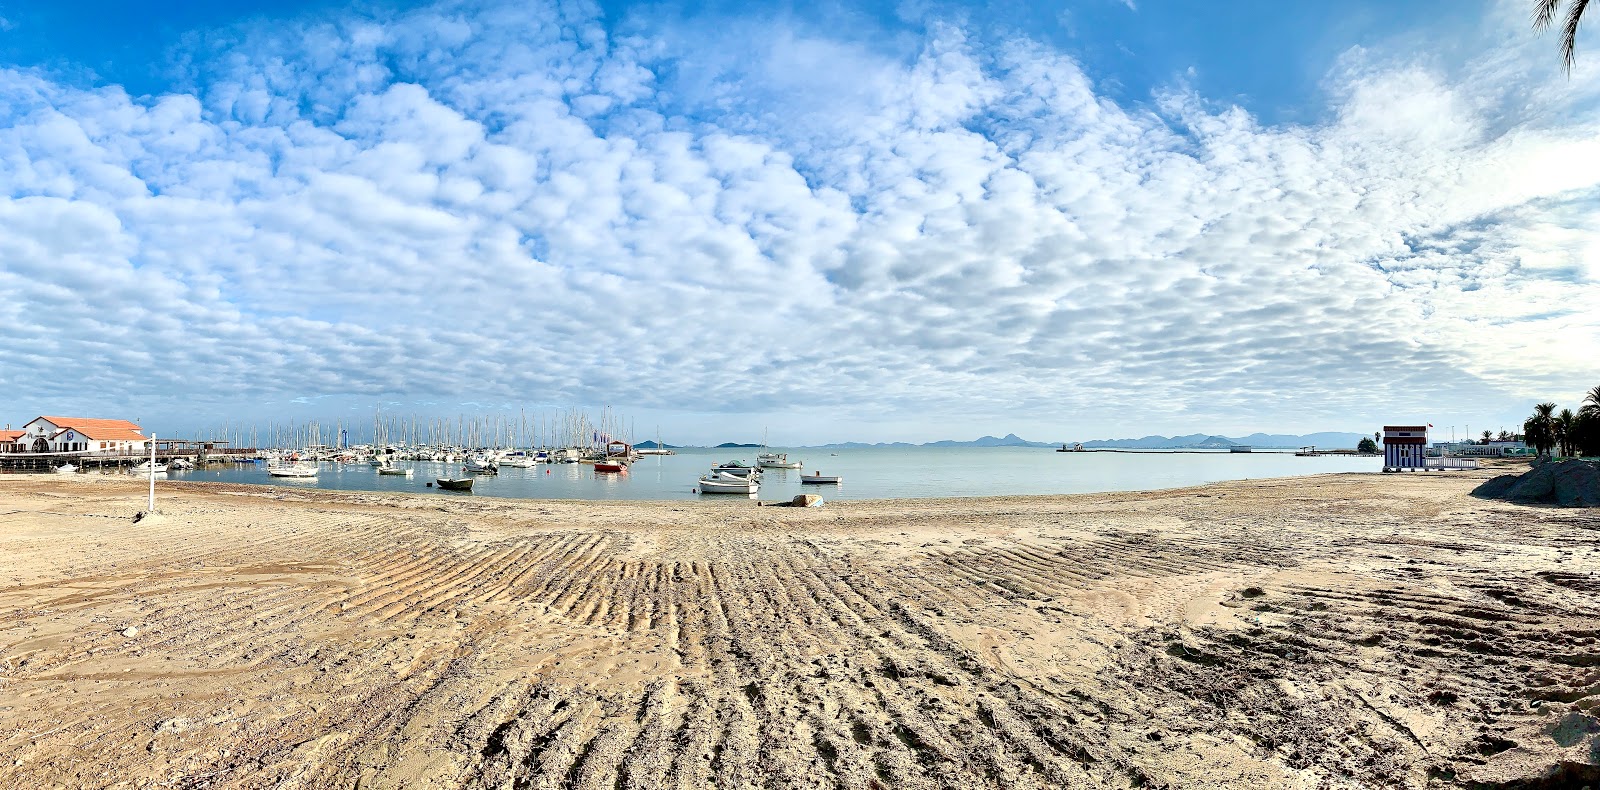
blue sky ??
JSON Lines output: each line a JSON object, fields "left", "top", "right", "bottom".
{"left": 0, "top": 0, "right": 1597, "bottom": 445}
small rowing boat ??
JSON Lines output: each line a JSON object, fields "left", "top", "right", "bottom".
{"left": 800, "top": 471, "right": 841, "bottom": 484}
{"left": 436, "top": 477, "right": 474, "bottom": 491}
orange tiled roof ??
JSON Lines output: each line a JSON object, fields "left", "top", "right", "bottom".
{"left": 38, "top": 417, "right": 145, "bottom": 442}
{"left": 0, "top": 430, "right": 23, "bottom": 442}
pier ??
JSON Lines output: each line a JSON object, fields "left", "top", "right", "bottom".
{"left": 0, "top": 440, "right": 258, "bottom": 472}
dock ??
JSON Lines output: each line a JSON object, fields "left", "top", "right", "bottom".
{"left": 0, "top": 440, "right": 259, "bottom": 472}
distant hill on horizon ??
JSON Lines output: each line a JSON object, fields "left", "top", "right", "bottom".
{"left": 812, "top": 433, "right": 1056, "bottom": 450}
{"left": 675, "top": 431, "right": 1367, "bottom": 450}
{"left": 1077, "top": 431, "right": 1369, "bottom": 449}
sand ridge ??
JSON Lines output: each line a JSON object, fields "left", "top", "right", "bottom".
{"left": 0, "top": 468, "right": 1596, "bottom": 788}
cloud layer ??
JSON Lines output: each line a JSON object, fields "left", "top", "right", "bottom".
{"left": 1, "top": 0, "right": 1597, "bottom": 442}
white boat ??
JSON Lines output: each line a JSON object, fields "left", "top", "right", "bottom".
{"left": 133, "top": 461, "right": 168, "bottom": 474}
{"left": 464, "top": 456, "right": 499, "bottom": 474}
{"left": 268, "top": 462, "right": 318, "bottom": 478}
{"left": 377, "top": 465, "right": 413, "bottom": 477}
{"left": 800, "top": 471, "right": 841, "bottom": 484}
{"left": 169, "top": 458, "right": 195, "bottom": 470}
{"left": 55, "top": 463, "right": 78, "bottom": 474}
{"left": 712, "top": 462, "right": 759, "bottom": 478}
{"left": 501, "top": 457, "right": 535, "bottom": 468}
{"left": 757, "top": 452, "right": 801, "bottom": 469}
{"left": 698, "top": 472, "right": 758, "bottom": 494}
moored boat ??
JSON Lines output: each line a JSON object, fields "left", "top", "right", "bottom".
{"left": 267, "top": 462, "right": 317, "bottom": 478}
{"left": 800, "top": 471, "right": 841, "bottom": 484}
{"left": 712, "top": 461, "right": 759, "bottom": 478}
{"left": 55, "top": 463, "right": 78, "bottom": 474}
{"left": 757, "top": 452, "right": 801, "bottom": 469}
{"left": 436, "top": 477, "right": 474, "bottom": 491}
{"left": 378, "top": 465, "right": 413, "bottom": 476}
{"left": 133, "top": 461, "right": 169, "bottom": 474}
{"left": 464, "top": 456, "right": 499, "bottom": 474}
{"left": 698, "top": 472, "right": 758, "bottom": 494}
{"left": 594, "top": 461, "right": 628, "bottom": 473}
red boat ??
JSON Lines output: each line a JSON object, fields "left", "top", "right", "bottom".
{"left": 594, "top": 461, "right": 628, "bottom": 473}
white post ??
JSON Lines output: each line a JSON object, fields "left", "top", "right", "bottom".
{"left": 148, "top": 433, "right": 157, "bottom": 512}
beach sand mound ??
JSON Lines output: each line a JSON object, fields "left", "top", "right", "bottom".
{"left": 1472, "top": 459, "right": 1600, "bottom": 507}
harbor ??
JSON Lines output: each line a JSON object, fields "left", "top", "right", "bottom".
{"left": 91, "top": 445, "right": 1381, "bottom": 501}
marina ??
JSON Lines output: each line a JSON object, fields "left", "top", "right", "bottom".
{"left": 80, "top": 446, "right": 1387, "bottom": 501}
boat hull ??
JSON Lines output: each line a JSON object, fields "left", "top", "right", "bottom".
{"left": 436, "top": 478, "right": 474, "bottom": 491}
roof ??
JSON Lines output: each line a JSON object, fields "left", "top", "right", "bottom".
{"left": 37, "top": 417, "right": 146, "bottom": 443}
{"left": 0, "top": 430, "right": 22, "bottom": 442}
{"left": 37, "top": 416, "right": 142, "bottom": 431}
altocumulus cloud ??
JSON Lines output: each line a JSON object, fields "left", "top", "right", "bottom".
{"left": 0, "top": 0, "right": 1597, "bottom": 440}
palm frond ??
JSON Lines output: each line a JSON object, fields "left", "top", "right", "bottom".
{"left": 1534, "top": 0, "right": 1563, "bottom": 30}
{"left": 1563, "top": 0, "right": 1592, "bottom": 72}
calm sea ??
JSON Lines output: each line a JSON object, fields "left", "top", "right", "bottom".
{"left": 160, "top": 446, "right": 1379, "bottom": 501}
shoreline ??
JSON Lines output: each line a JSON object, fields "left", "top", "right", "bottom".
{"left": 1, "top": 459, "right": 1432, "bottom": 508}
{"left": 0, "top": 465, "right": 1592, "bottom": 788}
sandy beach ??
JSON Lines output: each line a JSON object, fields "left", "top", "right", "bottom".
{"left": 0, "top": 468, "right": 1595, "bottom": 789}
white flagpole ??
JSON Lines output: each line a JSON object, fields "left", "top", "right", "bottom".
{"left": 148, "top": 434, "right": 157, "bottom": 512}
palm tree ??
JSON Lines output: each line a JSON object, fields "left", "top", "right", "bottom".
{"left": 1524, "top": 402, "right": 1559, "bottom": 457}
{"left": 1555, "top": 408, "right": 1578, "bottom": 456}
{"left": 1481, "top": 430, "right": 1493, "bottom": 445}
{"left": 1497, "top": 429, "right": 1514, "bottom": 441}
{"left": 1582, "top": 385, "right": 1600, "bottom": 417}
{"left": 1534, "top": 0, "right": 1593, "bottom": 73}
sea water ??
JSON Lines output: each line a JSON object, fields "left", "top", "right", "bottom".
{"left": 163, "top": 446, "right": 1381, "bottom": 501}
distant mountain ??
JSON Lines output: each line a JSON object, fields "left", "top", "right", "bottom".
{"left": 923, "top": 433, "right": 1055, "bottom": 448}
{"left": 1079, "top": 432, "right": 1367, "bottom": 450}
{"left": 813, "top": 433, "right": 1054, "bottom": 449}
{"left": 714, "top": 442, "right": 762, "bottom": 448}
{"left": 634, "top": 440, "right": 680, "bottom": 449}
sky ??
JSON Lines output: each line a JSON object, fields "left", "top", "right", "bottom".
{"left": 0, "top": 0, "right": 1597, "bottom": 446}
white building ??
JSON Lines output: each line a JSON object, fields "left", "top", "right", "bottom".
{"left": 1432, "top": 440, "right": 1530, "bottom": 458}
{"left": 8, "top": 416, "right": 148, "bottom": 455}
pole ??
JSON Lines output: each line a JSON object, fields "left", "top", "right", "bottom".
{"left": 148, "top": 433, "right": 157, "bottom": 512}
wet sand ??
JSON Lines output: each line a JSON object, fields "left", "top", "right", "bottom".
{"left": 0, "top": 467, "right": 1596, "bottom": 788}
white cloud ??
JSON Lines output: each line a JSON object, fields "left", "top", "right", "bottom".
{"left": 1, "top": 0, "right": 1598, "bottom": 442}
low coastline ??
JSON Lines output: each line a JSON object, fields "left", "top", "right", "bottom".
{"left": 1, "top": 466, "right": 1594, "bottom": 788}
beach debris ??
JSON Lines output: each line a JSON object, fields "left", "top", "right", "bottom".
{"left": 761, "top": 494, "right": 824, "bottom": 508}
{"left": 122, "top": 627, "right": 138, "bottom": 638}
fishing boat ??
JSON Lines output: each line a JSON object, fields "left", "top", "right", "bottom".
{"left": 377, "top": 465, "right": 412, "bottom": 476}
{"left": 698, "top": 472, "right": 758, "bottom": 494}
{"left": 501, "top": 456, "right": 535, "bottom": 468}
{"left": 55, "top": 463, "right": 78, "bottom": 474}
{"left": 133, "top": 461, "right": 169, "bottom": 474}
{"left": 712, "top": 461, "right": 759, "bottom": 478}
{"left": 800, "top": 471, "right": 841, "bottom": 484}
{"left": 594, "top": 461, "right": 628, "bottom": 473}
{"left": 757, "top": 452, "right": 801, "bottom": 469}
{"left": 267, "top": 462, "right": 317, "bottom": 478}
{"left": 436, "top": 477, "right": 474, "bottom": 491}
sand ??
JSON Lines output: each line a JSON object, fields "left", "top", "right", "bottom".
{"left": 0, "top": 467, "right": 1596, "bottom": 789}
